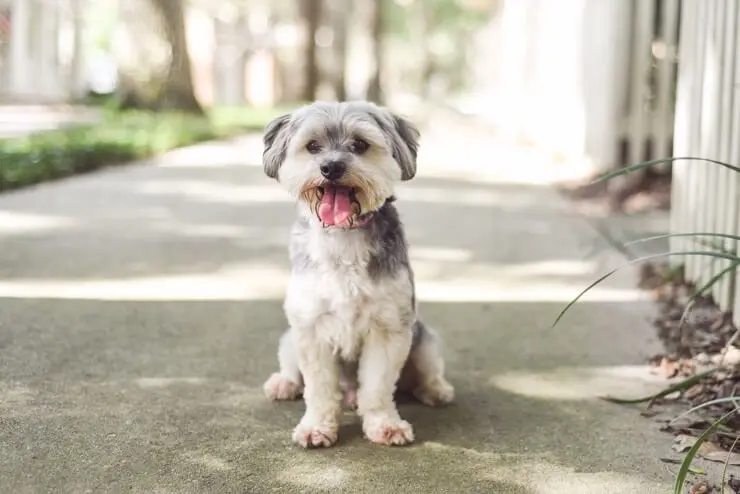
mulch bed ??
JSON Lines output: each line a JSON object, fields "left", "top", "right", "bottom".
{"left": 637, "top": 262, "right": 740, "bottom": 491}
{"left": 559, "top": 168, "right": 671, "bottom": 215}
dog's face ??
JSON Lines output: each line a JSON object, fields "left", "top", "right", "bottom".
{"left": 262, "top": 101, "right": 420, "bottom": 228}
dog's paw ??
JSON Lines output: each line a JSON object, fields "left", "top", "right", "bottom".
{"left": 263, "top": 373, "right": 302, "bottom": 401}
{"left": 413, "top": 378, "right": 454, "bottom": 407}
{"left": 292, "top": 421, "right": 338, "bottom": 448}
{"left": 363, "top": 415, "right": 414, "bottom": 446}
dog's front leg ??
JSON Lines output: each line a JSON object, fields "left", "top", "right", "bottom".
{"left": 357, "top": 327, "right": 414, "bottom": 446}
{"left": 291, "top": 329, "right": 342, "bottom": 448}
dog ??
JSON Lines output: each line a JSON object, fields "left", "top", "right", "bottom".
{"left": 261, "top": 100, "right": 454, "bottom": 448}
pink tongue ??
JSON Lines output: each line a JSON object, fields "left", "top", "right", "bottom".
{"left": 318, "top": 186, "right": 352, "bottom": 226}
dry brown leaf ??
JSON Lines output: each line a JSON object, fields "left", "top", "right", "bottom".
{"left": 689, "top": 479, "right": 712, "bottom": 493}
{"left": 673, "top": 434, "right": 698, "bottom": 453}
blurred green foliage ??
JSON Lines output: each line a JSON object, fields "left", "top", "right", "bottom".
{"left": 385, "top": 0, "right": 490, "bottom": 39}
{"left": 0, "top": 105, "right": 292, "bottom": 192}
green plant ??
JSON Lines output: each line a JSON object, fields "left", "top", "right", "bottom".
{"left": 552, "top": 156, "right": 740, "bottom": 493}
{"left": 0, "top": 105, "right": 292, "bottom": 193}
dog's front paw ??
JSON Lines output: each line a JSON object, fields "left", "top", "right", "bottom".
{"left": 363, "top": 414, "right": 414, "bottom": 446}
{"left": 292, "top": 420, "right": 338, "bottom": 448}
{"left": 263, "top": 373, "right": 302, "bottom": 401}
{"left": 413, "top": 378, "right": 454, "bottom": 407}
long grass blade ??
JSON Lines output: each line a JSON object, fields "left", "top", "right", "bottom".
{"left": 722, "top": 434, "right": 740, "bottom": 491}
{"left": 593, "top": 157, "right": 740, "bottom": 185}
{"left": 600, "top": 369, "right": 715, "bottom": 405}
{"left": 550, "top": 250, "right": 739, "bottom": 328}
{"left": 670, "top": 395, "right": 740, "bottom": 424}
{"left": 623, "top": 232, "right": 740, "bottom": 248}
{"left": 674, "top": 409, "right": 738, "bottom": 494}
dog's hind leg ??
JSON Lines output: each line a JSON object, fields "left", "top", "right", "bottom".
{"left": 263, "top": 329, "right": 303, "bottom": 401}
{"left": 401, "top": 321, "right": 454, "bottom": 407}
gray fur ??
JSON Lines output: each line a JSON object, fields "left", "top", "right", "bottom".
{"left": 369, "top": 111, "right": 420, "bottom": 181}
{"left": 262, "top": 113, "right": 291, "bottom": 179}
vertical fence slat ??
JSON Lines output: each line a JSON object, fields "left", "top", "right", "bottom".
{"left": 714, "top": 0, "right": 739, "bottom": 310}
{"left": 686, "top": 0, "right": 709, "bottom": 283}
{"left": 731, "top": 3, "right": 740, "bottom": 327}
{"left": 655, "top": 0, "right": 680, "bottom": 162}
{"left": 704, "top": 0, "right": 726, "bottom": 305}
{"left": 628, "top": 0, "right": 657, "bottom": 166}
{"left": 671, "top": 0, "right": 699, "bottom": 259}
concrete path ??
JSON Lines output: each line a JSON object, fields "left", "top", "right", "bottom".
{"left": 0, "top": 123, "right": 685, "bottom": 493}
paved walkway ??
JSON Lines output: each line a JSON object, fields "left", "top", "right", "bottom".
{"left": 0, "top": 122, "right": 690, "bottom": 493}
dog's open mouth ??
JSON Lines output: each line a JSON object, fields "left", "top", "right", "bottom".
{"left": 316, "top": 184, "right": 361, "bottom": 228}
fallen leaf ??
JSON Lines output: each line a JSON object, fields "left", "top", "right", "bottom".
{"left": 674, "top": 434, "right": 698, "bottom": 453}
{"left": 689, "top": 480, "right": 712, "bottom": 493}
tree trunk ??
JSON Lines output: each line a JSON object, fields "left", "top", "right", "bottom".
{"left": 366, "top": 0, "right": 384, "bottom": 104}
{"left": 149, "top": 0, "right": 203, "bottom": 114}
{"left": 301, "top": 0, "right": 322, "bottom": 102}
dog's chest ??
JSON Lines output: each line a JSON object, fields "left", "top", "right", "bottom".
{"left": 287, "top": 229, "right": 403, "bottom": 359}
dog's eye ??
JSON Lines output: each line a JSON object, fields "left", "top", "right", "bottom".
{"left": 349, "top": 139, "right": 369, "bottom": 155}
{"left": 306, "top": 140, "right": 322, "bottom": 154}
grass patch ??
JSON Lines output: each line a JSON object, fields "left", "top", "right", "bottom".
{"left": 0, "top": 104, "right": 295, "bottom": 192}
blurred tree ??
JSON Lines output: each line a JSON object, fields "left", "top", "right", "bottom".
{"left": 366, "top": 0, "right": 384, "bottom": 103}
{"left": 115, "top": 0, "right": 202, "bottom": 114}
{"left": 300, "top": 0, "right": 322, "bottom": 101}
{"left": 149, "top": 0, "right": 203, "bottom": 113}
{"left": 326, "top": 0, "right": 349, "bottom": 101}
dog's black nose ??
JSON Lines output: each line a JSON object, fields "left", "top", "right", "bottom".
{"left": 320, "top": 160, "right": 346, "bottom": 181}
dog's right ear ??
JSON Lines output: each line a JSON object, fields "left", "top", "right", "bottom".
{"left": 263, "top": 113, "right": 291, "bottom": 179}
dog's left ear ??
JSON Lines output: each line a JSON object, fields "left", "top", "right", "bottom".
{"left": 263, "top": 113, "right": 292, "bottom": 179}
{"left": 389, "top": 113, "right": 420, "bottom": 181}
{"left": 373, "top": 109, "right": 420, "bottom": 181}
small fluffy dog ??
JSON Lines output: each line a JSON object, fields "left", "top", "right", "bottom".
{"left": 261, "top": 100, "right": 454, "bottom": 448}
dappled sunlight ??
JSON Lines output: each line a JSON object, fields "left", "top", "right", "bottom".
{"left": 135, "top": 377, "right": 207, "bottom": 389}
{"left": 136, "top": 180, "right": 289, "bottom": 205}
{"left": 489, "top": 365, "right": 669, "bottom": 401}
{"left": 412, "top": 442, "right": 669, "bottom": 494}
{"left": 0, "top": 261, "right": 289, "bottom": 300}
{"left": 276, "top": 464, "right": 349, "bottom": 490}
{"left": 0, "top": 211, "right": 78, "bottom": 235}
{"left": 398, "top": 184, "right": 547, "bottom": 208}
{"left": 0, "top": 256, "right": 646, "bottom": 303}
{"left": 156, "top": 139, "right": 252, "bottom": 168}
{"left": 181, "top": 452, "right": 232, "bottom": 472}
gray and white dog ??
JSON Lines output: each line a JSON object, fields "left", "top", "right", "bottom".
{"left": 261, "top": 100, "right": 454, "bottom": 448}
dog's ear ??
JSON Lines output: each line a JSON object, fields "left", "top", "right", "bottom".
{"left": 263, "top": 113, "right": 292, "bottom": 179}
{"left": 389, "top": 113, "right": 420, "bottom": 180}
{"left": 373, "top": 110, "right": 420, "bottom": 181}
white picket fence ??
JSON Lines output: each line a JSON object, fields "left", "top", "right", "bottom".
{"left": 670, "top": 0, "right": 740, "bottom": 327}
{"left": 623, "top": 0, "right": 681, "bottom": 169}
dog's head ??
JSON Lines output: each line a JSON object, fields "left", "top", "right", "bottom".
{"left": 262, "top": 101, "right": 420, "bottom": 228}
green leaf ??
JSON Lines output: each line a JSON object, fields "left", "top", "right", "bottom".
{"left": 670, "top": 396, "right": 740, "bottom": 424}
{"left": 551, "top": 250, "right": 739, "bottom": 329}
{"left": 674, "top": 409, "right": 737, "bottom": 494}
{"left": 623, "top": 232, "right": 740, "bottom": 248}
{"left": 599, "top": 368, "right": 715, "bottom": 406}
{"left": 593, "top": 157, "right": 740, "bottom": 185}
